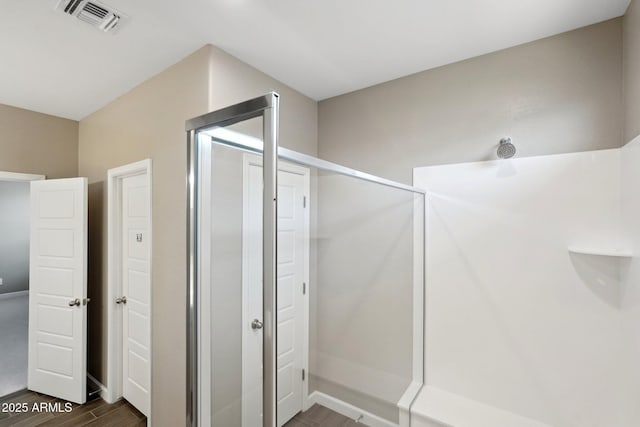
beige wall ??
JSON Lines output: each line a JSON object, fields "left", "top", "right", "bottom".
{"left": 78, "top": 44, "right": 317, "bottom": 427}
{"left": 207, "top": 45, "right": 318, "bottom": 156}
{"left": 0, "top": 103, "right": 78, "bottom": 178}
{"left": 624, "top": 0, "right": 640, "bottom": 142}
{"left": 79, "top": 47, "right": 211, "bottom": 427}
{"left": 318, "top": 18, "right": 623, "bottom": 184}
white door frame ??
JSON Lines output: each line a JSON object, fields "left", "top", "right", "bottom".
{"left": 0, "top": 171, "right": 45, "bottom": 182}
{"left": 241, "top": 154, "right": 311, "bottom": 425}
{"left": 106, "top": 159, "right": 152, "bottom": 421}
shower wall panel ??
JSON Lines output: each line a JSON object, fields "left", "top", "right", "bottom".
{"left": 414, "top": 149, "right": 636, "bottom": 426}
{"left": 620, "top": 135, "right": 640, "bottom": 422}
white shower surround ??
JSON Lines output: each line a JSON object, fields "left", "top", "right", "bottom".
{"left": 412, "top": 141, "right": 640, "bottom": 427}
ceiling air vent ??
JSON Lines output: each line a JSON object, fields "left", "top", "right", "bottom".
{"left": 56, "top": 0, "right": 125, "bottom": 33}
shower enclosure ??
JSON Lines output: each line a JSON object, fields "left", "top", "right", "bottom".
{"left": 186, "top": 93, "right": 425, "bottom": 427}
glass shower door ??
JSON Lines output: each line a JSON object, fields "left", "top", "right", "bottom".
{"left": 187, "top": 92, "right": 426, "bottom": 427}
{"left": 187, "top": 94, "right": 280, "bottom": 427}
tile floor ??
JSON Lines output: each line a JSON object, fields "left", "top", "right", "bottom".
{"left": 285, "top": 404, "right": 365, "bottom": 427}
{"left": 0, "top": 389, "right": 145, "bottom": 426}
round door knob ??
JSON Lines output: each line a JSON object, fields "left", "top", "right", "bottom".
{"left": 68, "top": 298, "right": 81, "bottom": 307}
{"left": 115, "top": 296, "right": 127, "bottom": 304}
{"left": 251, "top": 319, "right": 263, "bottom": 330}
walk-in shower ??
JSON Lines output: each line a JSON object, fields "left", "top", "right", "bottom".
{"left": 186, "top": 93, "right": 426, "bottom": 427}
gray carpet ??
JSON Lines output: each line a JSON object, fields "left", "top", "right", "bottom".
{"left": 0, "top": 291, "right": 28, "bottom": 397}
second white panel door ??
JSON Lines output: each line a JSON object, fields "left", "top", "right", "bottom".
{"left": 242, "top": 157, "right": 309, "bottom": 427}
{"left": 275, "top": 169, "right": 306, "bottom": 426}
{"left": 121, "top": 173, "right": 151, "bottom": 416}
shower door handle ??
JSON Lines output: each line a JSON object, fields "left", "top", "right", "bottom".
{"left": 251, "top": 319, "right": 263, "bottom": 330}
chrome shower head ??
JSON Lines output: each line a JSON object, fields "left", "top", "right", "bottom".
{"left": 497, "top": 137, "right": 516, "bottom": 159}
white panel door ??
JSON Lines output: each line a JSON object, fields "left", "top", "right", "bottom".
{"left": 28, "top": 178, "right": 87, "bottom": 404}
{"left": 242, "top": 158, "right": 308, "bottom": 427}
{"left": 275, "top": 169, "right": 306, "bottom": 426}
{"left": 121, "top": 173, "right": 151, "bottom": 416}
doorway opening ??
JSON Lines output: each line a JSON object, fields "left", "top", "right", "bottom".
{"left": 106, "top": 159, "right": 153, "bottom": 424}
{"left": 0, "top": 172, "right": 43, "bottom": 397}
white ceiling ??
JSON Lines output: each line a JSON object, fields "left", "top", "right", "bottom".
{"left": 0, "top": 0, "right": 631, "bottom": 120}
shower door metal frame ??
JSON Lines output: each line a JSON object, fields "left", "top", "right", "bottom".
{"left": 186, "top": 92, "right": 280, "bottom": 427}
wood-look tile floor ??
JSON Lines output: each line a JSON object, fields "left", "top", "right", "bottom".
{"left": 284, "top": 404, "right": 365, "bottom": 427}
{"left": 0, "top": 389, "right": 145, "bottom": 427}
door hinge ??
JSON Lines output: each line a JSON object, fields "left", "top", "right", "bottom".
{"left": 303, "top": 282, "right": 306, "bottom": 295}
{"left": 302, "top": 369, "right": 305, "bottom": 381}
{"left": 303, "top": 196, "right": 307, "bottom": 208}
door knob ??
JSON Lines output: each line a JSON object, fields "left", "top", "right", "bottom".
{"left": 68, "top": 298, "right": 81, "bottom": 307}
{"left": 83, "top": 298, "right": 91, "bottom": 306}
{"left": 115, "top": 296, "right": 127, "bottom": 305}
{"left": 251, "top": 319, "right": 263, "bottom": 330}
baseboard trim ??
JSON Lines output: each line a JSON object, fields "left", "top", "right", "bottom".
{"left": 307, "top": 391, "right": 397, "bottom": 427}
{"left": 0, "top": 290, "right": 28, "bottom": 300}
{"left": 87, "top": 373, "right": 108, "bottom": 401}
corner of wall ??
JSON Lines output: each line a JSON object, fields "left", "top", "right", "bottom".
{"left": 205, "top": 43, "right": 318, "bottom": 156}
{"left": 623, "top": 0, "right": 640, "bottom": 143}
{"left": 204, "top": 44, "right": 216, "bottom": 112}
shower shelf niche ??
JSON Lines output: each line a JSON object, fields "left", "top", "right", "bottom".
{"left": 567, "top": 246, "right": 633, "bottom": 258}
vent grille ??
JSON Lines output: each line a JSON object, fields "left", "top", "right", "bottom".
{"left": 56, "top": 0, "right": 125, "bottom": 33}
{"left": 83, "top": 2, "right": 108, "bottom": 18}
